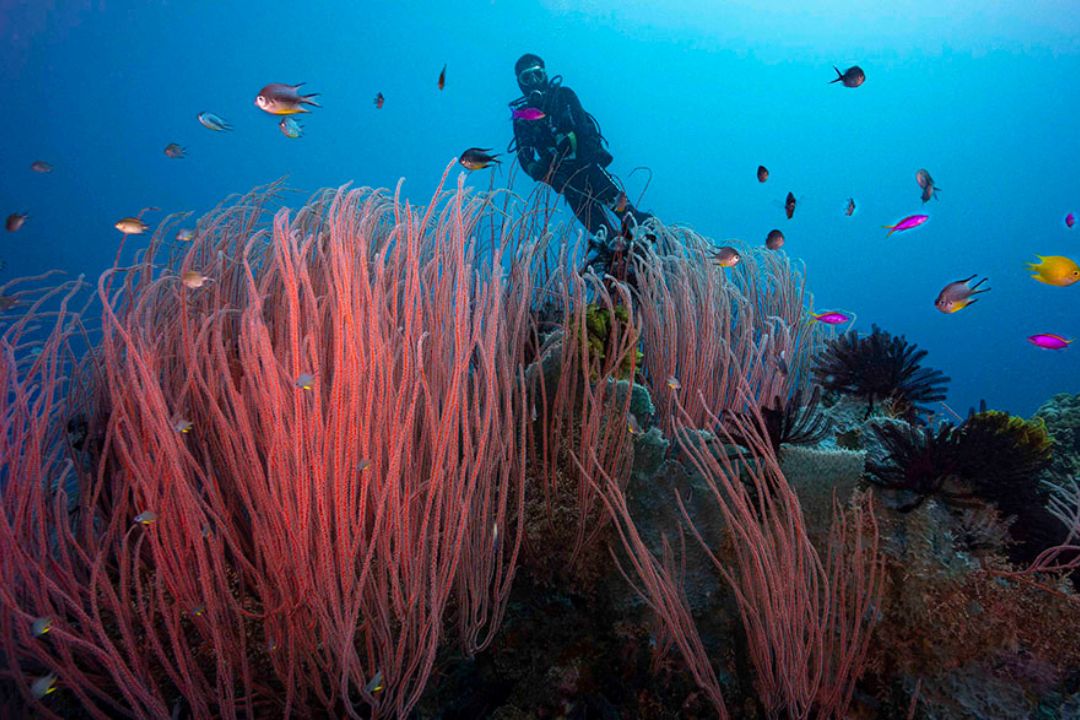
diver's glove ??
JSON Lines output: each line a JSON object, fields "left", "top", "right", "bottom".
{"left": 555, "top": 131, "right": 578, "bottom": 161}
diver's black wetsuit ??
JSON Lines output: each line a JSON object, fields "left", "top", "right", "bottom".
{"left": 510, "top": 78, "right": 652, "bottom": 238}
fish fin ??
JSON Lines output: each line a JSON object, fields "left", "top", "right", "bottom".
{"left": 829, "top": 66, "right": 843, "bottom": 83}
{"left": 1031, "top": 274, "right": 1049, "bottom": 284}
{"left": 301, "top": 94, "right": 320, "bottom": 106}
{"left": 956, "top": 273, "right": 977, "bottom": 284}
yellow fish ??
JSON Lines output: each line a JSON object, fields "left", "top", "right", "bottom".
{"left": 1027, "top": 255, "right": 1080, "bottom": 287}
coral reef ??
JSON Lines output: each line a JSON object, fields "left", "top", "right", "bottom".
{"left": 813, "top": 324, "right": 950, "bottom": 422}
{"left": 1035, "top": 391, "right": 1080, "bottom": 481}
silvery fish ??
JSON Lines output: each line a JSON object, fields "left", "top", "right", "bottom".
{"left": 197, "top": 112, "right": 232, "bottom": 131}
{"left": 115, "top": 217, "right": 149, "bottom": 234}
{"left": 934, "top": 274, "right": 990, "bottom": 314}
{"left": 279, "top": 116, "right": 303, "bottom": 139}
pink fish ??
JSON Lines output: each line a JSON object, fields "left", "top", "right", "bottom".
{"left": 882, "top": 214, "right": 929, "bottom": 237}
{"left": 1067, "top": 213, "right": 1076, "bottom": 229}
{"left": 512, "top": 107, "right": 545, "bottom": 121}
{"left": 810, "top": 311, "right": 851, "bottom": 325}
{"left": 1027, "top": 333, "right": 1072, "bottom": 350}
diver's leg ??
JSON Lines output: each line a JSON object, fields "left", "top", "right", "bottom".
{"left": 562, "top": 169, "right": 616, "bottom": 237}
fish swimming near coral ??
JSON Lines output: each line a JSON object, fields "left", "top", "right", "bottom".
{"left": 829, "top": 65, "right": 865, "bottom": 87}
{"left": 181, "top": 271, "right": 210, "bottom": 289}
{"left": 31, "top": 673, "right": 57, "bottom": 699}
{"left": 31, "top": 617, "right": 53, "bottom": 637}
{"left": 766, "top": 229, "right": 785, "bottom": 250}
{"left": 134, "top": 511, "right": 158, "bottom": 525}
{"left": 1027, "top": 255, "right": 1080, "bottom": 286}
{"left": 295, "top": 372, "right": 316, "bottom": 390}
{"left": 1027, "top": 333, "right": 1072, "bottom": 350}
{"left": 177, "top": 228, "right": 194, "bottom": 242}
{"left": 710, "top": 246, "right": 741, "bottom": 268}
{"left": 883, "top": 214, "right": 929, "bottom": 237}
{"left": 810, "top": 310, "right": 853, "bottom": 325}
{"left": 115, "top": 217, "right": 149, "bottom": 234}
{"left": 255, "top": 83, "right": 320, "bottom": 115}
{"left": 459, "top": 147, "right": 500, "bottom": 170}
{"left": 197, "top": 111, "right": 232, "bottom": 131}
{"left": 934, "top": 274, "right": 990, "bottom": 313}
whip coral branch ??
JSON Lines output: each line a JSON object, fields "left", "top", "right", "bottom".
{"left": 1, "top": 163, "right": 534, "bottom": 718}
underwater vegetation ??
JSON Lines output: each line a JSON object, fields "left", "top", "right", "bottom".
{"left": 813, "top": 324, "right": 950, "bottom": 422}
{"left": 1, "top": 169, "right": 1079, "bottom": 719}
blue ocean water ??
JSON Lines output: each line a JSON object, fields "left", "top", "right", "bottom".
{"left": 2, "top": 0, "right": 1078, "bottom": 416}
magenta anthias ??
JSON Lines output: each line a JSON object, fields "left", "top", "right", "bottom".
{"left": 882, "top": 214, "right": 929, "bottom": 237}
{"left": 1027, "top": 333, "right": 1072, "bottom": 350}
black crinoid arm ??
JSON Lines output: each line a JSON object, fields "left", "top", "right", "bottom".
{"left": 812, "top": 324, "right": 949, "bottom": 422}
{"left": 864, "top": 421, "right": 975, "bottom": 513}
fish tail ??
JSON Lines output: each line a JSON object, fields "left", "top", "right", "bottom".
{"left": 882, "top": 225, "right": 896, "bottom": 237}
{"left": 829, "top": 66, "right": 843, "bottom": 83}
{"left": 301, "top": 94, "right": 320, "bottom": 107}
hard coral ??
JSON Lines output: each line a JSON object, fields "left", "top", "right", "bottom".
{"left": 813, "top": 324, "right": 949, "bottom": 422}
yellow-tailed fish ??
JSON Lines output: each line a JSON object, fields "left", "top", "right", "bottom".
{"left": 31, "top": 616, "right": 53, "bottom": 637}
{"left": 295, "top": 372, "right": 315, "bottom": 390}
{"left": 31, "top": 673, "right": 58, "bottom": 699}
{"left": 134, "top": 511, "right": 158, "bottom": 525}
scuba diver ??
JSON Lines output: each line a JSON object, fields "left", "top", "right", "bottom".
{"left": 509, "top": 53, "right": 653, "bottom": 242}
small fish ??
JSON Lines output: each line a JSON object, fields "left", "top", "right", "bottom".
{"left": 934, "top": 274, "right": 990, "bottom": 314}
{"left": 459, "top": 147, "right": 500, "bottom": 170}
{"left": 666, "top": 376, "right": 681, "bottom": 390}
{"left": 810, "top": 311, "right": 851, "bottom": 325}
{"left": 365, "top": 670, "right": 384, "bottom": 694}
{"left": 189, "top": 605, "right": 206, "bottom": 617}
{"left": 1066, "top": 212, "right": 1075, "bottom": 229}
{"left": 6, "top": 212, "right": 28, "bottom": 232}
{"left": 1027, "top": 255, "right": 1080, "bottom": 287}
{"left": 174, "top": 418, "right": 193, "bottom": 433}
{"left": 197, "top": 112, "right": 232, "bottom": 131}
{"left": 492, "top": 522, "right": 500, "bottom": 555}
{"left": 438, "top": 64, "right": 447, "bottom": 90}
{"left": 255, "top": 83, "right": 320, "bottom": 115}
{"left": 0, "top": 295, "right": 20, "bottom": 310}
{"left": 757, "top": 165, "right": 769, "bottom": 183}
{"left": 710, "top": 246, "right": 741, "bottom": 268}
{"left": 31, "top": 617, "right": 53, "bottom": 637}
{"left": 374, "top": 92, "right": 385, "bottom": 109}
{"left": 882, "top": 214, "right": 929, "bottom": 237}
{"left": 177, "top": 228, "right": 194, "bottom": 242}
{"left": 614, "top": 192, "right": 628, "bottom": 213}
{"left": 845, "top": 197, "right": 856, "bottom": 216}
{"left": 512, "top": 107, "right": 545, "bottom": 121}
{"left": 29, "top": 345, "right": 44, "bottom": 358}
{"left": 765, "top": 229, "right": 785, "bottom": 250}
{"left": 628, "top": 413, "right": 643, "bottom": 436}
{"left": 181, "top": 271, "right": 210, "bottom": 289}
{"left": 829, "top": 65, "right": 865, "bottom": 87}
{"left": 915, "top": 169, "right": 941, "bottom": 203}
{"left": 785, "top": 192, "right": 796, "bottom": 219}
{"left": 115, "top": 217, "right": 149, "bottom": 234}
{"left": 295, "top": 372, "right": 316, "bottom": 390}
{"left": 1028, "top": 333, "right": 1072, "bottom": 350}
{"left": 30, "top": 160, "right": 53, "bottom": 173}
{"left": 31, "top": 673, "right": 58, "bottom": 699}
{"left": 278, "top": 117, "right": 303, "bottom": 139}
{"left": 134, "top": 511, "right": 158, "bottom": 525}
{"left": 164, "top": 143, "right": 186, "bottom": 159}
{"left": 357, "top": 459, "right": 371, "bottom": 472}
